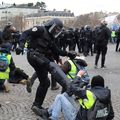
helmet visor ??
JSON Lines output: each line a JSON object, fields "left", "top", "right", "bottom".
{"left": 49, "top": 23, "right": 62, "bottom": 38}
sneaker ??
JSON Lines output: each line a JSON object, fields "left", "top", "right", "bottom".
{"left": 26, "top": 79, "right": 32, "bottom": 93}
{"left": 101, "top": 66, "right": 107, "bottom": 69}
{"left": 32, "top": 106, "right": 49, "bottom": 119}
{"left": 51, "top": 85, "right": 60, "bottom": 90}
{"left": 94, "top": 65, "right": 98, "bottom": 69}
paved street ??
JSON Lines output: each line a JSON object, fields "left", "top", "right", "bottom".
{"left": 0, "top": 43, "right": 120, "bottom": 120}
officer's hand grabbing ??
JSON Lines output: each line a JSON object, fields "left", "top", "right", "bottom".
{"left": 16, "top": 47, "right": 22, "bottom": 55}
{"left": 67, "top": 51, "right": 77, "bottom": 59}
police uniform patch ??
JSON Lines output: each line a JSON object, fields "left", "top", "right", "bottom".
{"left": 32, "top": 27, "right": 37, "bottom": 32}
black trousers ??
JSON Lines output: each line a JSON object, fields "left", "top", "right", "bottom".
{"left": 27, "top": 51, "right": 50, "bottom": 107}
{"left": 30, "top": 71, "right": 57, "bottom": 88}
{"left": 27, "top": 50, "right": 69, "bottom": 107}
{"left": 116, "top": 39, "right": 120, "bottom": 51}
{"left": 0, "top": 80, "right": 5, "bottom": 90}
{"left": 95, "top": 46, "right": 107, "bottom": 67}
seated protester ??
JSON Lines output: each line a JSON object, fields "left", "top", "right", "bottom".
{"left": 0, "top": 43, "right": 15, "bottom": 92}
{"left": 0, "top": 43, "right": 29, "bottom": 87}
{"left": 61, "top": 55, "right": 90, "bottom": 93}
{"left": 36, "top": 75, "right": 114, "bottom": 120}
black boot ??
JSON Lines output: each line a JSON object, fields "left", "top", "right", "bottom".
{"left": 32, "top": 106, "right": 49, "bottom": 119}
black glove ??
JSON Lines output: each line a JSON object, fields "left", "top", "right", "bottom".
{"left": 67, "top": 51, "right": 76, "bottom": 59}
{"left": 66, "top": 79, "right": 84, "bottom": 96}
{"left": 16, "top": 47, "right": 22, "bottom": 55}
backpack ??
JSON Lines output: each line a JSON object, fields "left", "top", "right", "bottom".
{"left": 87, "top": 91, "right": 110, "bottom": 120}
{"left": 0, "top": 53, "right": 9, "bottom": 72}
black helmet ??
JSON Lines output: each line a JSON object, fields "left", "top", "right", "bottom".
{"left": 44, "top": 18, "right": 63, "bottom": 38}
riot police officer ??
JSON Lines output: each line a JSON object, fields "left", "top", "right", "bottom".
{"left": 79, "top": 26, "right": 85, "bottom": 53}
{"left": 84, "top": 25, "right": 93, "bottom": 56}
{"left": 115, "top": 27, "right": 120, "bottom": 52}
{"left": 16, "top": 18, "right": 76, "bottom": 114}
{"left": 94, "top": 21, "right": 111, "bottom": 68}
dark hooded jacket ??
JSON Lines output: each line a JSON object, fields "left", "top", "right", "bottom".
{"left": 95, "top": 25, "right": 111, "bottom": 47}
{"left": 67, "top": 82, "right": 114, "bottom": 120}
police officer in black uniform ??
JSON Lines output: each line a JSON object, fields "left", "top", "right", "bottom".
{"left": 79, "top": 26, "right": 85, "bottom": 53}
{"left": 94, "top": 21, "right": 111, "bottom": 68}
{"left": 68, "top": 28, "right": 76, "bottom": 51}
{"left": 115, "top": 27, "right": 120, "bottom": 52}
{"left": 16, "top": 18, "right": 76, "bottom": 114}
{"left": 84, "top": 25, "right": 93, "bottom": 56}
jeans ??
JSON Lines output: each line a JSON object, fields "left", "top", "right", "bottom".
{"left": 48, "top": 92, "right": 78, "bottom": 120}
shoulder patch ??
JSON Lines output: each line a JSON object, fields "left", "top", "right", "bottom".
{"left": 32, "top": 27, "right": 37, "bottom": 32}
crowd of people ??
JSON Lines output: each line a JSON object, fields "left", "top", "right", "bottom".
{"left": 0, "top": 18, "right": 115, "bottom": 120}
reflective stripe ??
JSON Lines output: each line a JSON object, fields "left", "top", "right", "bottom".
{"left": 79, "top": 90, "right": 96, "bottom": 109}
{"left": 24, "top": 42, "right": 28, "bottom": 48}
{"left": 0, "top": 53, "right": 11, "bottom": 80}
{"left": 67, "top": 60, "right": 77, "bottom": 79}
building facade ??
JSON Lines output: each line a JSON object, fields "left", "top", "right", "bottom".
{"left": 23, "top": 10, "right": 75, "bottom": 30}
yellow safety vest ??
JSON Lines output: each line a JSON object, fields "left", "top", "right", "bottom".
{"left": 79, "top": 90, "right": 96, "bottom": 109}
{"left": 24, "top": 42, "right": 28, "bottom": 48}
{"left": 111, "top": 31, "right": 116, "bottom": 37}
{"left": 0, "top": 53, "right": 11, "bottom": 80}
{"left": 67, "top": 60, "right": 77, "bottom": 80}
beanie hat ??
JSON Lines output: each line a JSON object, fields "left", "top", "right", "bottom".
{"left": 91, "top": 75, "right": 104, "bottom": 87}
{"left": 0, "top": 43, "right": 12, "bottom": 53}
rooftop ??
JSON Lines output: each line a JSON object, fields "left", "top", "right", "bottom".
{"left": 26, "top": 10, "right": 74, "bottom": 17}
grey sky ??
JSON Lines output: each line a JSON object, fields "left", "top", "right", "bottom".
{"left": 1, "top": 0, "right": 120, "bottom": 16}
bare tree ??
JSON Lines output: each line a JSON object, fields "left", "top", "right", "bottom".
{"left": 35, "top": 1, "right": 46, "bottom": 10}
{"left": 73, "top": 11, "right": 107, "bottom": 28}
{"left": 64, "top": 19, "right": 75, "bottom": 28}
{"left": 11, "top": 15, "right": 25, "bottom": 31}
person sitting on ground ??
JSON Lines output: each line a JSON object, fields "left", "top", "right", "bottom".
{"left": 61, "top": 55, "right": 90, "bottom": 93}
{"left": 36, "top": 75, "right": 114, "bottom": 120}
{"left": 0, "top": 43, "right": 15, "bottom": 92}
{"left": 0, "top": 42, "right": 29, "bottom": 89}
